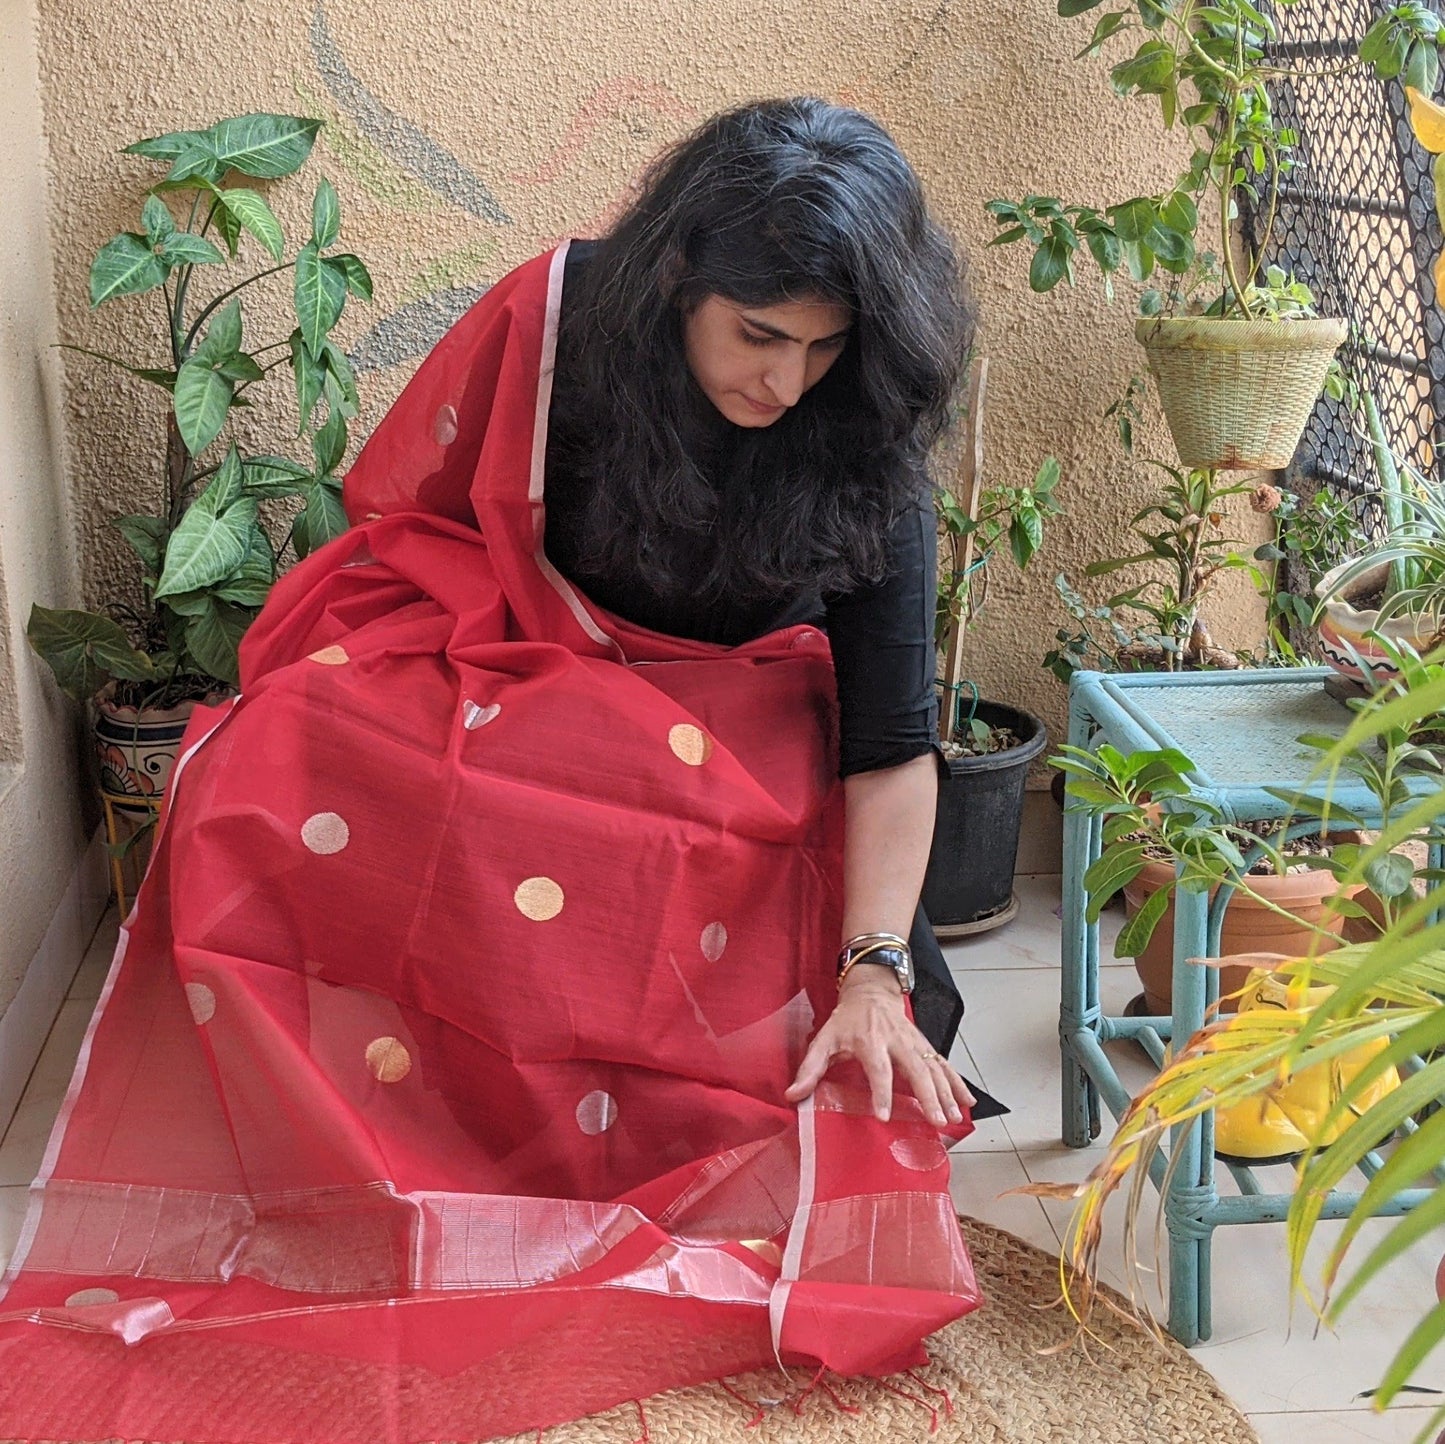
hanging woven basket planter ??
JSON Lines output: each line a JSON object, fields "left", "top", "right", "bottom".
{"left": 1135, "top": 316, "right": 1347, "bottom": 471}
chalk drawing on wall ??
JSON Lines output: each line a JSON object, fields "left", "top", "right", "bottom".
{"left": 305, "top": 3, "right": 697, "bottom": 374}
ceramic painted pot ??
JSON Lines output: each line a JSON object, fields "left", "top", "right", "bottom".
{"left": 93, "top": 691, "right": 205, "bottom": 814}
{"left": 1315, "top": 558, "right": 1443, "bottom": 684}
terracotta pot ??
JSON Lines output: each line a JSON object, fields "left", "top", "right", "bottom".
{"left": 1315, "top": 558, "right": 1444, "bottom": 685}
{"left": 1123, "top": 857, "right": 1354, "bottom": 1014}
{"left": 92, "top": 690, "right": 209, "bottom": 814}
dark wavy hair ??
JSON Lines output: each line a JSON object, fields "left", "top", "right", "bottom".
{"left": 550, "top": 96, "right": 973, "bottom": 603}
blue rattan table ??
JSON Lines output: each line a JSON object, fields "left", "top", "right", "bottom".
{"left": 1061, "top": 666, "right": 1440, "bottom": 1345}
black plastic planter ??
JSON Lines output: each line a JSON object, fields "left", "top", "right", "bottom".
{"left": 921, "top": 699, "right": 1048, "bottom": 938}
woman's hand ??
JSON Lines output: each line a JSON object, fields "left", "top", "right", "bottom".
{"left": 784, "top": 967, "right": 975, "bottom": 1126}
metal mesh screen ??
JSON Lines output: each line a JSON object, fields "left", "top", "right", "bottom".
{"left": 1249, "top": 1, "right": 1444, "bottom": 529}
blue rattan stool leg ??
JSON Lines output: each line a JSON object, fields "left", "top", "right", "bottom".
{"left": 1060, "top": 692, "right": 1098, "bottom": 1148}
{"left": 1166, "top": 875, "right": 1212, "bottom": 1344}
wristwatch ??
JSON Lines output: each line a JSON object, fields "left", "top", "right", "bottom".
{"left": 836, "top": 933, "right": 915, "bottom": 994}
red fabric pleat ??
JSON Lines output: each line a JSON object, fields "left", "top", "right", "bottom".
{"left": 0, "top": 245, "right": 979, "bottom": 1443}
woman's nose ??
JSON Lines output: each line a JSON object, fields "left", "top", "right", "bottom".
{"left": 763, "top": 351, "right": 808, "bottom": 406}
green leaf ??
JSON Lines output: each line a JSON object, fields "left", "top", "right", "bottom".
{"left": 88, "top": 233, "right": 167, "bottom": 305}
{"left": 311, "top": 407, "right": 347, "bottom": 474}
{"left": 207, "top": 114, "right": 322, "bottom": 180}
{"left": 25, "top": 605, "right": 154, "bottom": 701}
{"left": 242, "top": 453, "right": 313, "bottom": 498}
{"left": 321, "top": 340, "right": 360, "bottom": 418}
{"left": 164, "top": 141, "right": 226, "bottom": 188}
{"left": 58, "top": 344, "right": 176, "bottom": 389}
{"left": 217, "top": 187, "right": 285, "bottom": 262}
{"left": 213, "top": 197, "right": 242, "bottom": 259}
{"left": 182, "top": 596, "right": 251, "bottom": 685}
{"left": 326, "top": 252, "right": 373, "bottom": 301}
{"left": 155, "top": 482, "right": 258, "bottom": 599}
{"left": 155, "top": 232, "right": 225, "bottom": 268}
{"left": 289, "top": 329, "right": 324, "bottom": 431}
{"left": 294, "top": 241, "right": 346, "bottom": 354}
{"left": 193, "top": 298, "right": 244, "bottom": 366}
{"left": 1114, "top": 881, "right": 1171, "bottom": 958}
{"left": 1011, "top": 507, "right": 1045, "bottom": 568}
{"left": 208, "top": 444, "right": 246, "bottom": 509}
{"left": 141, "top": 195, "right": 176, "bottom": 246}
{"left": 111, "top": 514, "right": 169, "bottom": 580}
{"left": 124, "top": 129, "right": 208, "bottom": 163}
{"left": 292, "top": 481, "right": 349, "bottom": 558}
{"left": 1363, "top": 851, "right": 1416, "bottom": 899}
{"left": 1407, "top": 39, "right": 1440, "bottom": 94}
{"left": 1083, "top": 842, "right": 1148, "bottom": 922}
{"left": 215, "top": 353, "right": 265, "bottom": 383}
{"left": 173, "top": 359, "right": 235, "bottom": 456}
{"left": 213, "top": 528, "right": 276, "bottom": 607}
{"left": 312, "top": 176, "right": 340, "bottom": 250}
{"left": 1029, "top": 233, "right": 1073, "bottom": 292}
{"left": 1058, "top": 0, "right": 1105, "bottom": 12}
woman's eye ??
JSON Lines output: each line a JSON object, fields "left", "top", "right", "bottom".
{"left": 741, "top": 330, "right": 772, "bottom": 347}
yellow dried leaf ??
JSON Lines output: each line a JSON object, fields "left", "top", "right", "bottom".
{"left": 1434, "top": 249, "right": 1445, "bottom": 300}
{"left": 1407, "top": 86, "right": 1445, "bottom": 154}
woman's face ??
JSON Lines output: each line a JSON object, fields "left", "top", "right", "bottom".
{"left": 682, "top": 294, "right": 853, "bottom": 428}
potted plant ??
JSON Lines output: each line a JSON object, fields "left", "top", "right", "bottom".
{"left": 1042, "top": 423, "right": 1271, "bottom": 682}
{"left": 1051, "top": 740, "right": 1361, "bottom": 1014}
{"left": 26, "top": 112, "right": 372, "bottom": 813}
{"left": 1039, "top": 672, "right": 1445, "bottom": 1428}
{"left": 1310, "top": 89, "right": 1445, "bottom": 685}
{"left": 921, "top": 356, "right": 1060, "bottom": 935}
{"left": 983, "top": 1, "right": 1444, "bottom": 469}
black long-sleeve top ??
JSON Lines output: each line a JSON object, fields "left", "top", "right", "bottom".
{"left": 541, "top": 241, "right": 940, "bottom": 780}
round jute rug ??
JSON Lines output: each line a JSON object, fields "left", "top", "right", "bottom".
{"left": 510, "top": 1217, "right": 1259, "bottom": 1444}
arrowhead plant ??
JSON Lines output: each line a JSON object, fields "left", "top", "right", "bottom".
{"left": 28, "top": 111, "right": 373, "bottom": 704}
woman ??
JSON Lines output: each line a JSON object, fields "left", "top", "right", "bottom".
{"left": 0, "top": 98, "right": 995, "bottom": 1441}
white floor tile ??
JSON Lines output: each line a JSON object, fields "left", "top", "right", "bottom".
{"left": 0, "top": 1184, "right": 27, "bottom": 1274}
{"left": 942, "top": 874, "right": 1124, "bottom": 973}
{"left": 68, "top": 906, "right": 119, "bottom": 1001}
{"left": 951, "top": 1141, "right": 1061, "bottom": 1257}
{"left": 0, "top": 998, "right": 94, "bottom": 1186}
{"left": 1248, "top": 1405, "right": 1442, "bottom": 1442}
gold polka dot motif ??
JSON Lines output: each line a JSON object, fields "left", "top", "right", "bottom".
{"left": 514, "top": 877, "right": 565, "bottom": 921}
{"left": 307, "top": 645, "right": 349, "bottom": 665}
{"left": 668, "top": 724, "right": 713, "bottom": 766}
{"left": 365, "top": 1037, "right": 412, "bottom": 1083}
{"left": 301, "top": 812, "right": 350, "bottom": 855}
{"left": 65, "top": 1287, "right": 120, "bottom": 1307}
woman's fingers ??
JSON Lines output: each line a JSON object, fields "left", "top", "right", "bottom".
{"left": 945, "top": 1067, "right": 976, "bottom": 1112}
{"left": 784, "top": 1037, "right": 833, "bottom": 1102}
{"left": 857, "top": 1041, "right": 895, "bottom": 1122}
{"left": 897, "top": 1049, "right": 950, "bottom": 1127}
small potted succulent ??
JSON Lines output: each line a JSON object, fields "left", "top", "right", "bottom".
{"left": 922, "top": 368, "right": 1059, "bottom": 936}
{"left": 984, "top": 1, "right": 1444, "bottom": 470}
{"left": 27, "top": 111, "right": 372, "bottom": 811}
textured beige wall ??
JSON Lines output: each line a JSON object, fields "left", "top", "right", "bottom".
{"left": 0, "top": 0, "right": 90, "bottom": 1013}
{"left": 31, "top": 0, "right": 1269, "bottom": 756}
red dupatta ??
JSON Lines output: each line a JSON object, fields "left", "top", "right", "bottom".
{"left": 0, "top": 245, "right": 979, "bottom": 1442}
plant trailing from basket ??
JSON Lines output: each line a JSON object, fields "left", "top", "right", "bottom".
{"left": 1035, "top": 668, "right": 1445, "bottom": 1428}
{"left": 983, "top": 1, "right": 1444, "bottom": 321}
{"left": 26, "top": 112, "right": 373, "bottom": 706}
